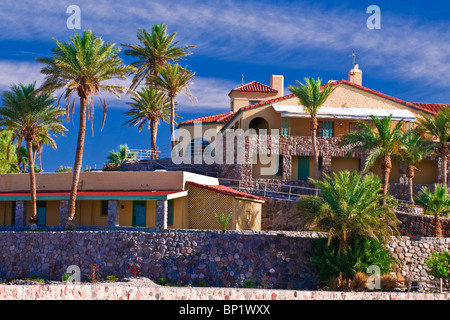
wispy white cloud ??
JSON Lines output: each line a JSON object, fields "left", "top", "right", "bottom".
{"left": 2, "top": 0, "right": 450, "bottom": 98}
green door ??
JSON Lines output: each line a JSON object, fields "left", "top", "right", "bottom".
{"left": 132, "top": 201, "right": 146, "bottom": 227}
{"left": 37, "top": 201, "right": 46, "bottom": 226}
{"left": 298, "top": 156, "right": 310, "bottom": 181}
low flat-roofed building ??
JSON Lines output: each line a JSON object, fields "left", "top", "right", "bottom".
{"left": 0, "top": 171, "right": 264, "bottom": 231}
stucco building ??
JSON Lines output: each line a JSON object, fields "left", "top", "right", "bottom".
{"left": 0, "top": 171, "right": 264, "bottom": 230}
{"left": 175, "top": 65, "right": 448, "bottom": 196}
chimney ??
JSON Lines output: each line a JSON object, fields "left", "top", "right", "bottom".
{"left": 270, "top": 75, "right": 284, "bottom": 97}
{"left": 348, "top": 64, "right": 362, "bottom": 86}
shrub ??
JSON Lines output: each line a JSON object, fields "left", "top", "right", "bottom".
{"left": 424, "top": 250, "right": 450, "bottom": 280}
{"left": 214, "top": 212, "right": 232, "bottom": 234}
{"left": 106, "top": 275, "right": 117, "bottom": 282}
{"left": 380, "top": 274, "right": 397, "bottom": 291}
{"left": 244, "top": 279, "right": 254, "bottom": 288}
{"left": 56, "top": 165, "right": 72, "bottom": 173}
{"left": 312, "top": 236, "right": 397, "bottom": 284}
{"left": 158, "top": 277, "right": 168, "bottom": 286}
{"left": 350, "top": 272, "right": 369, "bottom": 292}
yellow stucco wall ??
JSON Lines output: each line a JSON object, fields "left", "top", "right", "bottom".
{"left": 331, "top": 157, "right": 360, "bottom": 174}
{"left": 414, "top": 160, "right": 438, "bottom": 184}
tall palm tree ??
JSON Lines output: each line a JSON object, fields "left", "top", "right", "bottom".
{"left": 398, "top": 131, "right": 437, "bottom": 204}
{"left": 36, "top": 30, "right": 133, "bottom": 230}
{"left": 340, "top": 115, "right": 403, "bottom": 205}
{"left": 148, "top": 64, "right": 196, "bottom": 148}
{"left": 123, "top": 87, "right": 173, "bottom": 159}
{"left": 106, "top": 144, "right": 136, "bottom": 168}
{"left": 288, "top": 78, "right": 336, "bottom": 180}
{"left": 415, "top": 107, "right": 450, "bottom": 186}
{"left": 122, "top": 25, "right": 195, "bottom": 90}
{"left": 0, "top": 82, "right": 66, "bottom": 226}
{"left": 293, "top": 170, "right": 399, "bottom": 253}
{"left": 415, "top": 184, "right": 450, "bottom": 237}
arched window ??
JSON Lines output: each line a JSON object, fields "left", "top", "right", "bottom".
{"left": 249, "top": 117, "right": 269, "bottom": 134}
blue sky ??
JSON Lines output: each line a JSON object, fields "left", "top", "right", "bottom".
{"left": 1, "top": 0, "right": 450, "bottom": 172}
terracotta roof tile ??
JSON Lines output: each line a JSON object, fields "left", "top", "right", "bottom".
{"left": 229, "top": 81, "right": 278, "bottom": 95}
{"left": 186, "top": 181, "right": 266, "bottom": 202}
{"left": 177, "top": 112, "right": 233, "bottom": 127}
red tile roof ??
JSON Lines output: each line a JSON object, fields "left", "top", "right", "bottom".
{"left": 177, "top": 112, "right": 233, "bottom": 127}
{"left": 229, "top": 81, "right": 278, "bottom": 95}
{"left": 179, "top": 78, "right": 449, "bottom": 132}
{"left": 186, "top": 181, "right": 266, "bottom": 202}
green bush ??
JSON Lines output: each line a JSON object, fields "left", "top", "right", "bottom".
{"left": 424, "top": 250, "right": 450, "bottom": 280}
{"left": 214, "top": 212, "right": 232, "bottom": 234}
{"left": 312, "top": 236, "right": 397, "bottom": 283}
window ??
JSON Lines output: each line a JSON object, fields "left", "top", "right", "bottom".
{"left": 168, "top": 200, "right": 174, "bottom": 227}
{"left": 318, "top": 121, "right": 334, "bottom": 137}
{"left": 100, "top": 200, "right": 108, "bottom": 216}
{"left": 11, "top": 201, "right": 16, "bottom": 226}
{"left": 249, "top": 100, "right": 261, "bottom": 105}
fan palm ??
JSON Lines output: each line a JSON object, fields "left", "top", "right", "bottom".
{"left": 414, "top": 107, "right": 450, "bottom": 186}
{"left": 415, "top": 184, "right": 450, "bottom": 237}
{"left": 148, "top": 64, "right": 196, "bottom": 148}
{"left": 288, "top": 78, "right": 336, "bottom": 180}
{"left": 123, "top": 87, "right": 173, "bottom": 159}
{"left": 106, "top": 144, "right": 136, "bottom": 168}
{"left": 340, "top": 115, "right": 403, "bottom": 205}
{"left": 36, "top": 30, "right": 133, "bottom": 230}
{"left": 0, "top": 82, "right": 67, "bottom": 226}
{"left": 293, "top": 170, "right": 399, "bottom": 253}
{"left": 122, "top": 25, "right": 195, "bottom": 90}
{"left": 398, "top": 131, "right": 437, "bottom": 204}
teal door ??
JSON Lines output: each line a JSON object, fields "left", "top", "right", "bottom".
{"left": 37, "top": 201, "right": 46, "bottom": 226}
{"left": 298, "top": 156, "right": 310, "bottom": 181}
{"left": 132, "top": 201, "right": 146, "bottom": 227}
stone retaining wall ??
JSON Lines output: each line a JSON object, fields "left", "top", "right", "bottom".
{"left": 0, "top": 230, "right": 322, "bottom": 290}
{"left": 1, "top": 285, "right": 450, "bottom": 300}
{"left": 1, "top": 229, "right": 449, "bottom": 292}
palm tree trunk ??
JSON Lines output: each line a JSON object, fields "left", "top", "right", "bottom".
{"left": 170, "top": 95, "right": 176, "bottom": 149}
{"left": 433, "top": 213, "right": 443, "bottom": 237}
{"left": 406, "top": 166, "right": 415, "bottom": 204}
{"left": 150, "top": 119, "right": 158, "bottom": 160}
{"left": 26, "top": 138, "right": 37, "bottom": 226}
{"left": 380, "top": 156, "right": 392, "bottom": 205}
{"left": 66, "top": 95, "right": 88, "bottom": 230}
{"left": 310, "top": 117, "right": 319, "bottom": 180}
{"left": 338, "top": 237, "right": 349, "bottom": 254}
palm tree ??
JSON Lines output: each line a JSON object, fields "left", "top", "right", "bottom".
{"left": 36, "top": 30, "right": 133, "bottom": 230}
{"left": 415, "top": 184, "right": 450, "bottom": 237}
{"left": 0, "top": 82, "right": 66, "bottom": 226}
{"left": 398, "top": 131, "right": 437, "bottom": 204}
{"left": 288, "top": 78, "right": 336, "bottom": 180}
{"left": 415, "top": 107, "right": 450, "bottom": 186}
{"left": 293, "top": 170, "right": 399, "bottom": 253}
{"left": 106, "top": 144, "right": 136, "bottom": 168}
{"left": 148, "top": 64, "right": 196, "bottom": 148}
{"left": 123, "top": 87, "right": 173, "bottom": 159}
{"left": 340, "top": 115, "right": 403, "bottom": 205}
{"left": 122, "top": 25, "right": 195, "bottom": 90}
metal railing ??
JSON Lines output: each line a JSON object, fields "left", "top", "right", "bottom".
{"left": 128, "top": 144, "right": 173, "bottom": 160}
{"left": 218, "top": 178, "right": 319, "bottom": 200}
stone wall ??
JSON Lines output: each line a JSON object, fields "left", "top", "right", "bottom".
{"left": 2, "top": 284, "right": 450, "bottom": 300}
{"left": 388, "top": 237, "right": 450, "bottom": 288}
{"left": 0, "top": 229, "right": 450, "bottom": 291}
{"left": 0, "top": 230, "right": 322, "bottom": 290}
